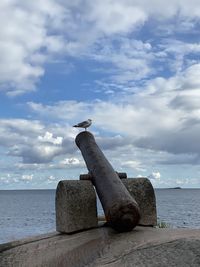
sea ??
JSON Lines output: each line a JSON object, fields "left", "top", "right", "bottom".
{"left": 0, "top": 189, "right": 200, "bottom": 244}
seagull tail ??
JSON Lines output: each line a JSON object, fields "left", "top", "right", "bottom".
{"left": 73, "top": 125, "right": 78, "bottom": 127}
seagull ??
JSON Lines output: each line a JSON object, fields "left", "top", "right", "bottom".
{"left": 73, "top": 119, "right": 92, "bottom": 131}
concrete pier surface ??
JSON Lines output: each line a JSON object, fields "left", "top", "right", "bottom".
{"left": 1, "top": 226, "right": 200, "bottom": 267}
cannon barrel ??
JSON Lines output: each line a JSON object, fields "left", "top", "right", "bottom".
{"left": 75, "top": 131, "right": 140, "bottom": 232}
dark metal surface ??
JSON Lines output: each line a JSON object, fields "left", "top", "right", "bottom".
{"left": 75, "top": 131, "right": 140, "bottom": 232}
{"left": 80, "top": 172, "right": 127, "bottom": 180}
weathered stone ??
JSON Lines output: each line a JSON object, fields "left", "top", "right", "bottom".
{"left": 122, "top": 178, "right": 157, "bottom": 226}
{"left": 1, "top": 227, "right": 200, "bottom": 267}
{"left": 88, "top": 227, "right": 200, "bottom": 267}
{"left": 0, "top": 228, "right": 108, "bottom": 267}
{"left": 56, "top": 180, "right": 98, "bottom": 233}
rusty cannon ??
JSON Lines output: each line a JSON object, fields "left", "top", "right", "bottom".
{"left": 75, "top": 131, "right": 140, "bottom": 232}
{"left": 56, "top": 132, "right": 157, "bottom": 234}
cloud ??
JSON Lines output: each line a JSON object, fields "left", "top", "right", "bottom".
{"left": 1, "top": 1, "right": 200, "bottom": 189}
{"left": 148, "top": 171, "right": 161, "bottom": 180}
{"left": 87, "top": 1, "right": 146, "bottom": 35}
{"left": 21, "top": 174, "right": 33, "bottom": 181}
{"left": 47, "top": 175, "right": 57, "bottom": 184}
{"left": 58, "top": 157, "right": 85, "bottom": 169}
{"left": 27, "top": 62, "right": 200, "bottom": 164}
{"left": 38, "top": 131, "right": 63, "bottom": 145}
{"left": 10, "top": 144, "right": 65, "bottom": 164}
{"left": 14, "top": 157, "right": 85, "bottom": 171}
{"left": 157, "top": 153, "right": 200, "bottom": 165}
{"left": 0, "top": 176, "right": 10, "bottom": 184}
{"left": 28, "top": 101, "right": 92, "bottom": 121}
{"left": 0, "top": 119, "right": 44, "bottom": 147}
{"left": 96, "top": 135, "right": 131, "bottom": 150}
{"left": 121, "top": 160, "right": 145, "bottom": 172}
{"left": 90, "top": 37, "right": 153, "bottom": 85}
{"left": 59, "top": 157, "right": 80, "bottom": 165}
{"left": 0, "top": 0, "right": 66, "bottom": 95}
{"left": 0, "top": 119, "right": 76, "bottom": 164}
{"left": 48, "top": 175, "right": 56, "bottom": 181}
{"left": 0, "top": 0, "right": 144, "bottom": 95}
{"left": 1, "top": 0, "right": 200, "bottom": 95}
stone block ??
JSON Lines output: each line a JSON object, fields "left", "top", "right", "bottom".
{"left": 122, "top": 178, "right": 157, "bottom": 226}
{"left": 56, "top": 180, "right": 98, "bottom": 233}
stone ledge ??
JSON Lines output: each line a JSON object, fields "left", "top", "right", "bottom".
{"left": 1, "top": 227, "right": 200, "bottom": 267}
{"left": 87, "top": 227, "right": 200, "bottom": 267}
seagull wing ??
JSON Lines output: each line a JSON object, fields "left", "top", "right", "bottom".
{"left": 73, "top": 120, "right": 88, "bottom": 127}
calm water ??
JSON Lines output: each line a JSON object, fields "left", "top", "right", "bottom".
{"left": 0, "top": 190, "right": 55, "bottom": 244}
{"left": 0, "top": 189, "right": 200, "bottom": 244}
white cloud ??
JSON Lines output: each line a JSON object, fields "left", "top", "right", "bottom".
{"left": 28, "top": 101, "right": 92, "bottom": 121}
{"left": 38, "top": 131, "right": 63, "bottom": 145}
{"left": 1, "top": 0, "right": 200, "bottom": 95}
{"left": 90, "top": 38, "right": 153, "bottom": 85}
{"left": 0, "top": 176, "right": 9, "bottom": 184}
{"left": 54, "top": 157, "right": 85, "bottom": 170}
{"left": 10, "top": 144, "right": 63, "bottom": 164}
{"left": 48, "top": 175, "right": 56, "bottom": 181}
{"left": 47, "top": 175, "right": 56, "bottom": 184}
{"left": 1, "top": 1, "right": 200, "bottom": 189}
{"left": 0, "top": 119, "right": 76, "bottom": 164}
{"left": 148, "top": 171, "right": 161, "bottom": 180}
{"left": 60, "top": 157, "right": 81, "bottom": 166}
{"left": 121, "top": 160, "right": 145, "bottom": 172}
{"left": 131, "top": 0, "right": 200, "bottom": 18}
{"left": 15, "top": 163, "right": 42, "bottom": 170}
{"left": 0, "top": 0, "right": 65, "bottom": 95}
{"left": 21, "top": 174, "right": 33, "bottom": 181}
{"left": 27, "top": 63, "right": 200, "bottom": 163}
{"left": 87, "top": 1, "right": 146, "bottom": 35}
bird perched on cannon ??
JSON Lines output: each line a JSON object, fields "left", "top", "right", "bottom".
{"left": 73, "top": 119, "right": 92, "bottom": 131}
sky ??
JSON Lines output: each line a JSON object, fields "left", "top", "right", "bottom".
{"left": 0, "top": 0, "right": 200, "bottom": 189}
